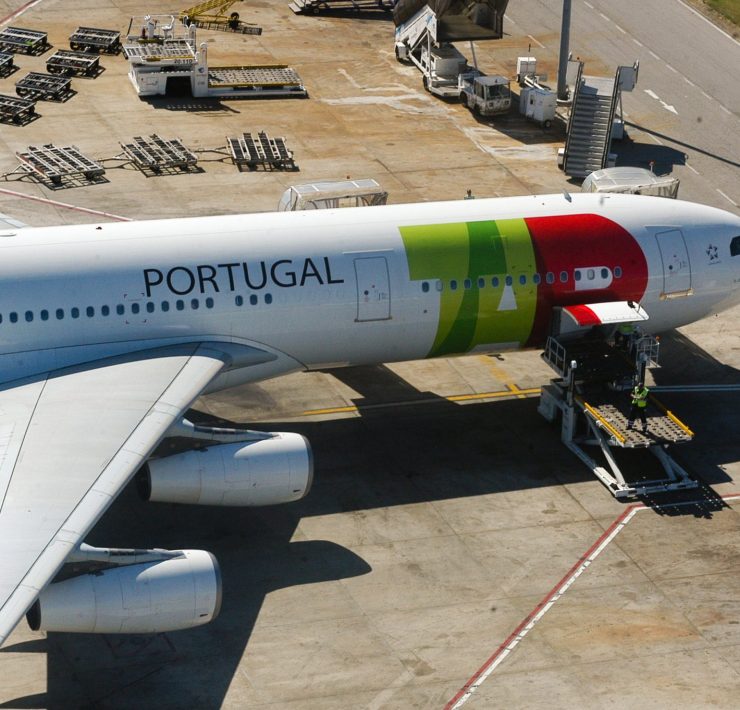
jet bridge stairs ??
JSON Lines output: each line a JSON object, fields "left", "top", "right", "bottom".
{"left": 538, "top": 335, "right": 698, "bottom": 499}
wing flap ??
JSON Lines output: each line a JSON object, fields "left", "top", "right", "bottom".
{"left": 0, "top": 343, "right": 230, "bottom": 645}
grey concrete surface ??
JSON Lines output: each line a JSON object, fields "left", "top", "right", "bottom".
{"left": 0, "top": 1, "right": 738, "bottom": 709}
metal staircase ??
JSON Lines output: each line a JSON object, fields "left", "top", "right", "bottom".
{"left": 563, "top": 65, "right": 618, "bottom": 178}
{"left": 563, "top": 61, "right": 639, "bottom": 179}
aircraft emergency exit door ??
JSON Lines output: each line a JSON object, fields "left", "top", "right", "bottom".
{"left": 354, "top": 256, "right": 391, "bottom": 321}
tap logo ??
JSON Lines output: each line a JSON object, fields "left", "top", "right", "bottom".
{"left": 706, "top": 244, "right": 719, "bottom": 263}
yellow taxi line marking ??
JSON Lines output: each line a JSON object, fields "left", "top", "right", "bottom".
{"left": 301, "top": 388, "right": 541, "bottom": 416}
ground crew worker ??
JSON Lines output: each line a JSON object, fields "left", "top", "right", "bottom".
{"left": 627, "top": 382, "right": 650, "bottom": 432}
{"left": 464, "top": 189, "right": 475, "bottom": 199}
{"left": 614, "top": 322, "right": 635, "bottom": 350}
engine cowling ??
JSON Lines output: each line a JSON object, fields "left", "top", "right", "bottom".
{"left": 27, "top": 549, "right": 221, "bottom": 634}
{"left": 140, "top": 432, "right": 313, "bottom": 506}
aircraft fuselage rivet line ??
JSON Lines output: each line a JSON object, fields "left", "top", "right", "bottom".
{"left": 444, "top": 493, "right": 740, "bottom": 709}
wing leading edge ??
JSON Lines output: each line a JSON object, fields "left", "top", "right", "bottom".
{"left": 0, "top": 343, "right": 231, "bottom": 646}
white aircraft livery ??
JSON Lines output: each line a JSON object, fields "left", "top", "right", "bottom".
{"left": 0, "top": 193, "right": 738, "bottom": 644}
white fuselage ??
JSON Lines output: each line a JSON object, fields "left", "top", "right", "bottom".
{"left": 1, "top": 193, "right": 738, "bottom": 391}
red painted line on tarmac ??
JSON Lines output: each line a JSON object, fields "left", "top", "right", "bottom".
{"left": 0, "top": 0, "right": 44, "bottom": 25}
{"left": 444, "top": 492, "right": 740, "bottom": 709}
{"left": 0, "top": 188, "right": 132, "bottom": 222}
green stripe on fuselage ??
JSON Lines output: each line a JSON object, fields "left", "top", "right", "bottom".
{"left": 400, "top": 218, "right": 537, "bottom": 357}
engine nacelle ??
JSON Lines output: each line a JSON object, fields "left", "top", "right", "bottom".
{"left": 141, "top": 433, "right": 313, "bottom": 506}
{"left": 27, "top": 549, "right": 221, "bottom": 634}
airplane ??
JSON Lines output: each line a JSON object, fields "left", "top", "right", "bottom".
{"left": 0, "top": 192, "right": 738, "bottom": 646}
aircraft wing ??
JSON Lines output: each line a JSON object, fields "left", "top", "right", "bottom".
{"left": 0, "top": 343, "right": 232, "bottom": 646}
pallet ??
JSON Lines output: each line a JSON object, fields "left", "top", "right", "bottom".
{"left": 0, "top": 27, "right": 49, "bottom": 55}
{"left": 69, "top": 26, "right": 121, "bottom": 54}
{"left": 227, "top": 131, "right": 297, "bottom": 171}
{"left": 0, "top": 52, "right": 15, "bottom": 77}
{"left": 46, "top": 50, "right": 101, "bottom": 77}
{"left": 15, "top": 72, "right": 73, "bottom": 101}
{"left": 16, "top": 144, "right": 106, "bottom": 186}
{"left": 0, "top": 94, "right": 36, "bottom": 124}
{"left": 120, "top": 134, "right": 200, "bottom": 175}
{"left": 289, "top": 0, "right": 395, "bottom": 13}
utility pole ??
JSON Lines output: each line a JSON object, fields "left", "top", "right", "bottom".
{"left": 557, "top": 0, "right": 572, "bottom": 101}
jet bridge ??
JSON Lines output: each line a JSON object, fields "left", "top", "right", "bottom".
{"left": 538, "top": 331, "right": 698, "bottom": 500}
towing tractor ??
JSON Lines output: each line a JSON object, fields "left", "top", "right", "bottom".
{"left": 459, "top": 72, "right": 511, "bottom": 116}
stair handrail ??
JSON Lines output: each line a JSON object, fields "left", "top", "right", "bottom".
{"left": 562, "top": 59, "right": 584, "bottom": 174}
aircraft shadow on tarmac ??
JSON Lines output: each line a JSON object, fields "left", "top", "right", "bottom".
{"left": 3, "top": 335, "right": 736, "bottom": 707}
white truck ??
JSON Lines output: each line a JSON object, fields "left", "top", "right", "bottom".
{"left": 459, "top": 73, "right": 511, "bottom": 116}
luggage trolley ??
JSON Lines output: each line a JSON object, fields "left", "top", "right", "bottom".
{"left": 69, "top": 27, "right": 121, "bottom": 54}
{"left": 0, "top": 27, "right": 49, "bottom": 55}
{"left": 46, "top": 50, "right": 101, "bottom": 77}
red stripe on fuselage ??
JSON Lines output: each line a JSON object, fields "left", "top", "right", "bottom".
{"left": 524, "top": 214, "right": 648, "bottom": 347}
{"left": 564, "top": 304, "right": 601, "bottom": 326}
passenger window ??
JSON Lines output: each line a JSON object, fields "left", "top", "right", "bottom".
{"left": 131, "top": 303, "right": 140, "bottom": 314}
{"left": 40, "top": 310, "right": 49, "bottom": 321}
{"left": 250, "top": 295, "right": 258, "bottom": 305}
{"left": 25, "top": 311, "right": 33, "bottom": 322}
{"left": 86, "top": 306, "right": 94, "bottom": 317}
{"left": 587, "top": 269, "right": 595, "bottom": 280}
{"left": 422, "top": 281, "right": 430, "bottom": 293}
{"left": 161, "top": 301, "right": 169, "bottom": 312}
{"left": 116, "top": 304, "right": 125, "bottom": 315}
{"left": 176, "top": 300, "right": 184, "bottom": 311}
{"left": 235, "top": 295, "right": 244, "bottom": 306}
{"left": 505, "top": 275, "right": 513, "bottom": 286}
{"left": 9, "top": 312, "right": 17, "bottom": 323}
{"left": 71, "top": 307, "right": 80, "bottom": 319}
{"left": 560, "top": 271, "right": 568, "bottom": 283}
{"left": 600, "top": 268, "right": 609, "bottom": 279}
{"left": 478, "top": 277, "right": 485, "bottom": 289}
{"left": 731, "top": 237, "right": 740, "bottom": 256}
{"left": 191, "top": 299, "right": 199, "bottom": 310}
{"left": 205, "top": 297, "right": 214, "bottom": 309}
{"left": 519, "top": 275, "right": 527, "bottom": 285}
{"left": 464, "top": 278, "right": 471, "bottom": 290}
{"left": 450, "top": 280, "right": 458, "bottom": 291}
{"left": 101, "top": 305, "right": 110, "bottom": 316}
{"left": 614, "top": 266, "right": 622, "bottom": 278}
{"left": 56, "top": 309, "right": 64, "bottom": 320}
{"left": 146, "top": 302, "right": 155, "bottom": 313}
{"left": 491, "top": 276, "right": 499, "bottom": 287}
{"left": 265, "top": 294, "right": 273, "bottom": 304}
{"left": 546, "top": 272, "right": 555, "bottom": 284}
{"left": 574, "top": 270, "right": 582, "bottom": 281}
{"left": 533, "top": 273, "right": 541, "bottom": 285}
{"left": 436, "top": 280, "right": 443, "bottom": 292}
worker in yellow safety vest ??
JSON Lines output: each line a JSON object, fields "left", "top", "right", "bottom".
{"left": 627, "top": 383, "right": 650, "bottom": 432}
{"left": 615, "top": 322, "right": 635, "bottom": 350}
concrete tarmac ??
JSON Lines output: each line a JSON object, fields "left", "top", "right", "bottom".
{"left": 0, "top": 1, "right": 739, "bottom": 708}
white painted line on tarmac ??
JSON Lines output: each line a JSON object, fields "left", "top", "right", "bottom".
{"left": 0, "top": 188, "right": 132, "bottom": 221}
{"left": 684, "top": 76, "right": 696, "bottom": 87}
{"left": 633, "top": 38, "right": 643, "bottom": 47}
{"left": 527, "top": 34, "right": 545, "bottom": 49}
{"left": 665, "top": 64, "right": 678, "bottom": 74}
{"left": 676, "top": 0, "right": 740, "bottom": 47}
{"left": 445, "top": 492, "right": 740, "bottom": 709}
{"left": 686, "top": 164, "right": 700, "bottom": 175}
{"left": 716, "top": 189, "right": 737, "bottom": 207}
{"left": 445, "top": 505, "right": 642, "bottom": 709}
{"left": 614, "top": 24, "right": 627, "bottom": 35}
{"left": 719, "top": 105, "right": 731, "bottom": 115}
{"left": 643, "top": 89, "right": 678, "bottom": 115}
{"left": 0, "top": 0, "right": 44, "bottom": 26}
{"left": 599, "top": 12, "right": 610, "bottom": 22}
{"left": 644, "top": 89, "right": 660, "bottom": 100}
{"left": 649, "top": 50, "right": 661, "bottom": 61}
{"left": 584, "top": 1, "right": 594, "bottom": 9}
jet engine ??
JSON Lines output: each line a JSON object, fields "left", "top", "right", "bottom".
{"left": 140, "top": 432, "right": 313, "bottom": 506}
{"left": 27, "top": 549, "right": 221, "bottom": 634}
